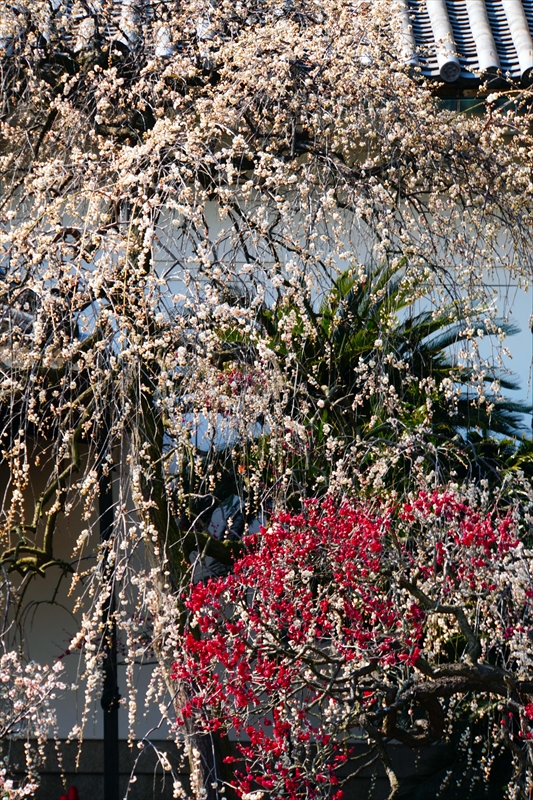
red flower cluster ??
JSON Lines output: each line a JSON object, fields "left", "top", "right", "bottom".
{"left": 172, "top": 491, "right": 528, "bottom": 800}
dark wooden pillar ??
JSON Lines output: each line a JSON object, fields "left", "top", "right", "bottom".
{"left": 99, "top": 467, "right": 120, "bottom": 800}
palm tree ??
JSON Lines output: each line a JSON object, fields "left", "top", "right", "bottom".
{"left": 259, "top": 263, "right": 530, "bottom": 487}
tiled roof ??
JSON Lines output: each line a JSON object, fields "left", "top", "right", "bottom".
{"left": 0, "top": 0, "right": 179, "bottom": 60}
{"left": 401, "top": 0, "right": 533, "bottom": 84}
{"left": 1, "top": 1, "right": 532, "bottom": 86}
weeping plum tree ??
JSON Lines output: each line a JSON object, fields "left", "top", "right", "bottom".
{"left": 1, "top": 0, "right": 533, "bottom": 797}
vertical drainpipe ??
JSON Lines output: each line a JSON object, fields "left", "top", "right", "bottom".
{"left": 99, "top": 462, "right": 120, "bottom": 800}
{"left": 501, "top": 0, "right": 533, "bottom": 85}
{"left": 465, "top": 0, "right": 501, "bottom": 83}
{"left": 396, "top": 0, "right": 419, "bottom": 68}
{"left": 116, "top": 0, "right": 140, "bottom": 48}
{"left": 155, "top": 25, "right": 174, "bottom": 58}
{"left": 73, "top": 0, "right": 103, "bottom": 53}
{"left": 426, "top": 0, "right": 461, "bottom": 82}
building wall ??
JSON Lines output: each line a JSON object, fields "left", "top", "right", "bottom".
{"left": 12, "top": 739, "right": 447, "bottom": 800}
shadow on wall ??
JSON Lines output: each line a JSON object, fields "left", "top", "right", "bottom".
{"left": 12, "top": 738, "right": 511, "bottom": 800}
